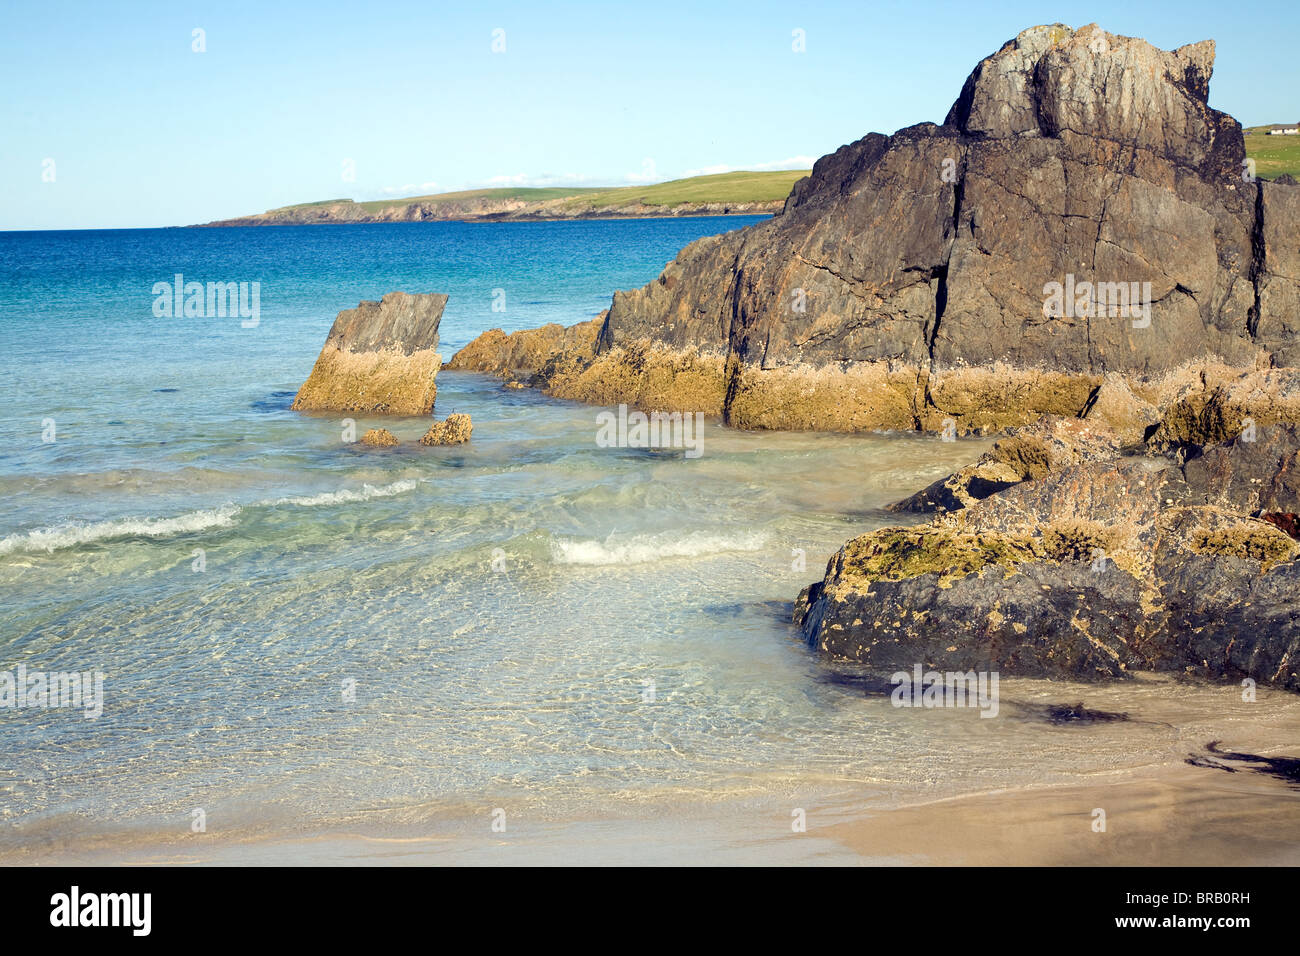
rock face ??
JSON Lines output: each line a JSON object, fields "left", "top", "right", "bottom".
{"left": 419, "top": 413, "right": 472, "bottom": 445}
{"left": 796, "top": 421, "right": 1300, "bottom": 690}
{"left": 451, "top": 24, "right": 1299, "bottom": 435}
{"left": 292, "top": 292, "right": 446, "bottom": 415}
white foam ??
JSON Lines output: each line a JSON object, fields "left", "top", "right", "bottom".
{"left": 0, "top": 478, "right": 422, "bottom": 556}
{"left": 0, "top": 506, "right": 241, "bottom": 555}
{"left": 550, "top": 530, "right": 769, "bottom": 566}
{"left": 267, "top": 478, "right": 420, "bottom": 508}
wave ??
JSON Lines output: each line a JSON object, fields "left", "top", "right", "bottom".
{"left": 0, "top": 479, "right": 423, "bottom": 555}
{"left": 550, "top": 530, "right": 770, "bottom": 566}
{"left": 266, "top": 478, "right": 420, "bottom": 508}
{"left": 0, "top": 506, "right": 241, "bottom": 555}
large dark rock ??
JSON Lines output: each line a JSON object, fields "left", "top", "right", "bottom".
{"left": 452, "top": 24, "right": 1299, "bottom": 436}
{"left": 797, "top": 424, "right": 1300, "bottom": 689}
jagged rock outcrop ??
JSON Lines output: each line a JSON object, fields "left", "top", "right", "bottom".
{"left": 292, "top": 292, "right": 446, "bottom": 415}
{"left": 419, "top": 413, "right": 472, "bottom": 445}
{"left": 796, "top": 422, "right": 1300, "bottom": 689}
{"left": 452, "top": 24, "right": 1298, "bottom": 436}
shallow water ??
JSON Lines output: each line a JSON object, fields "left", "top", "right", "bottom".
{"left": 1, "top": 220, "right": 1297, "bottom": 862}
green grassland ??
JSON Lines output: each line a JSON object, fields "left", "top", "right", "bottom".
{"left": 1244, "top": 127, "right": 1300, "bottom": 180}
{"left": 354, "top": 186, "right": 598, "bottom": 212}
{"left": 267, "top": 170, "right": 811, "bottom": 217}
{"left": 549, "top": 170, "right": 811, "bottom": 209}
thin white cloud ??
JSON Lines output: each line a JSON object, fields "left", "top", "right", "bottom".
{"left": 477, "top": 172, "right": 601, "bottom": 188}
{"left": 624, "top": 158, "right": 658, "bottom": 183}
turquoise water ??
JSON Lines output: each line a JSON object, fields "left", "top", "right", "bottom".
{"left": 2, "top": 219, "right": 1297, "bottom": 861}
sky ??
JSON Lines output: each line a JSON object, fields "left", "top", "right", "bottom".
{"left": 3, "top": 0, "right": 1297, "bottom": 230}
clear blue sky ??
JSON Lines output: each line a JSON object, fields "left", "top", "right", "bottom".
{"left": 3, "top": 0, "right": 1296, "bottom": 230}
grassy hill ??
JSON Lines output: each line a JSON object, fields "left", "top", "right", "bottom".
{"left": 257, "top": 170, "right": 811, "bottom": 219}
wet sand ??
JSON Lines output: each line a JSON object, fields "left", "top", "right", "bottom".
{"left": 8, "top": 748, "right": 1296, "bottom": 866}
{"left": 821, "top": 759, "right": 1300, "bottom": 866}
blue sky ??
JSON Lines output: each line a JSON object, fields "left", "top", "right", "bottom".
{"left": 3, "top": 0, "right": 1297, "bottom": 230}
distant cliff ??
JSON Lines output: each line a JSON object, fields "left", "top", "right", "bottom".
{"left": 195, "top": 171, "right": 804, "bottom": 227}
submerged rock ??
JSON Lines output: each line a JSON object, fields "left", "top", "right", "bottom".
{"left": 420, "top": 413, "right": 472, "bottom": 445}
{"left": 292, "top": 292, "right": 446, "bottom": 415}
{"left": 359, "top": 428, "right": 400, "bottom": 446}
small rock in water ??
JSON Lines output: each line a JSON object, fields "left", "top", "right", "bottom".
{"left": 292, "top": 291, "right": 447, "bottom": 415}
{"left": 359, "top": 428, "right": 400, "bottom": 447}
{"left": 420, "top": 413, "right": 472, "bottom": 446}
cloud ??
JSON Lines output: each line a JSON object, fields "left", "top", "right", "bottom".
{"left": 681, "top": 156, "right": 816, "bottom": 177}
{"left": 624, "top": 158, "right": 658, "bottom": 183}
{"left": 477, "top": 172, "right": 600, "bottom": 188}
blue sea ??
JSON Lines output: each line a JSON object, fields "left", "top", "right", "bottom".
{"left": 2, "top": 218, "right": 1297, "bottom": 864}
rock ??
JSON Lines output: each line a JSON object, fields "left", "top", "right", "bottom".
{"left": 1080, "top": 373, "right": 1161, "bottom": 443}
{"left": 359, "top": 428, "right": 400, "bottom": 446}
{"left": 419, "top": 413, "right": 472, "bottom": 445}
{"left": 444, "top": 316, "right": 601, "bottom": 379}
{"left": 1255, "top": 181, "right": 1300, "bottom": 366}
{"left": 292, "top": 292, "right": 446, "bottom": 415}
{"left": 1180, "top": 422, "right": 1300, "bottom": 514}
{"left": 1147, "top": 367, "right": 1300, "bottom": 448}
{"left": 891, "top": 416, "right": 1127, "bottom": 512}
{"left": 452, "top": 24, "right": 1298, "bottom": 435}
{"left": 798, "top": 427, "right": 1300, "bottom": 690}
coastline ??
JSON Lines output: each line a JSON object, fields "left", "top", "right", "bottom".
{"left": 193, "top": 207, "right": 783, "bottom": 228}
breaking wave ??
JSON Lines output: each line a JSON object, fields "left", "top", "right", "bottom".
{"left": 266, "top": 478, "right": 421, "bottom": 508}
{"left": 0, "top": 479, "right": 422, "bottom": 555}
{"left": 550, "top": 530, "right": 770, "bottom": 566}
{"left": 0, "top": 506, "right": 242, "bottom": 555}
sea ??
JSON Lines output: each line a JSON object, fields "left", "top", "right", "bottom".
{"left": 2, "top": 217, "right": 1297, "bottom": 864}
